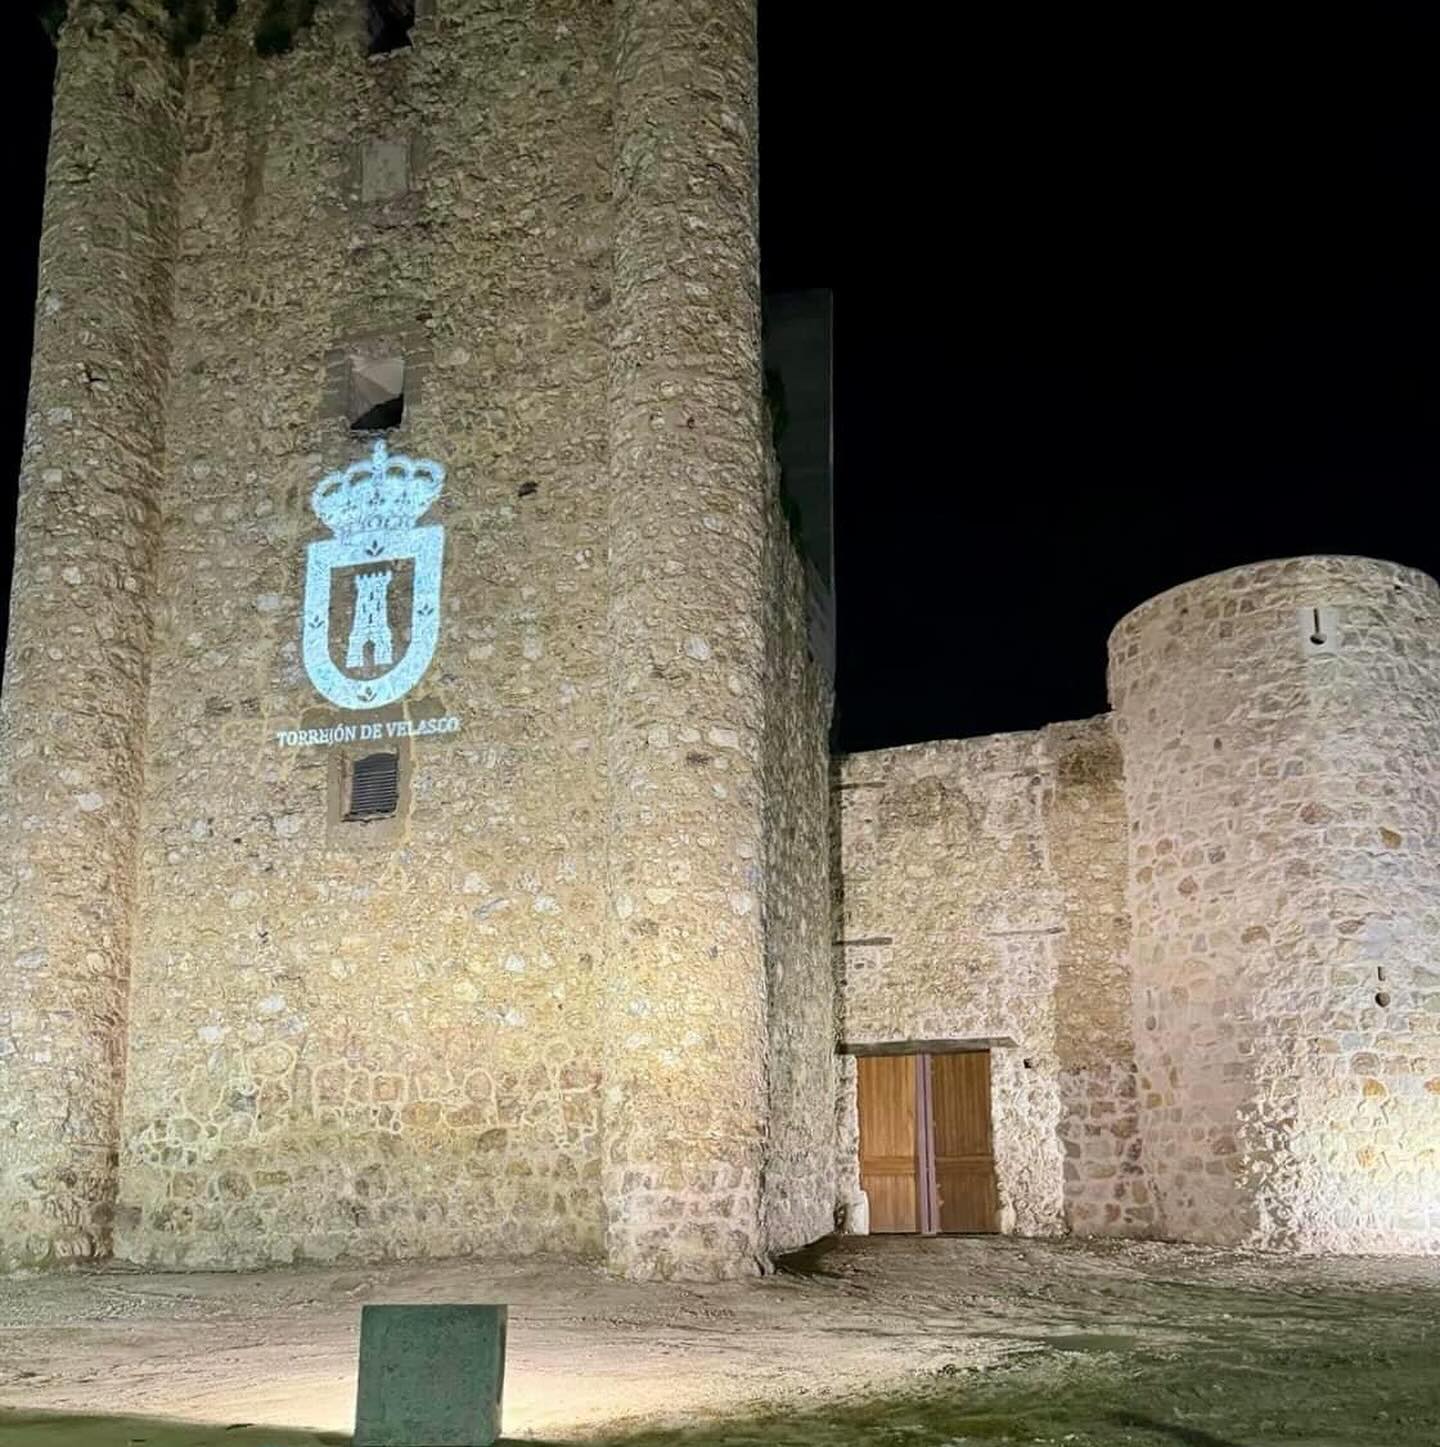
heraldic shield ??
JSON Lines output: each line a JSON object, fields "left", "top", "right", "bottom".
{"left": 302, "top": 441, "right": 446, "bottom": 711}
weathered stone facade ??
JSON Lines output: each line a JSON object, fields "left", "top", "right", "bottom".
{"left": 833, "top": 720, "right": 1141, "bottom": 1239}
{"left": 834, "top": 557, "right": 1439, "bottom": 1256}
{"left": 1110, "top": 557, "right": 1440, "bottom": 1252}
{"left": 601, "top": 0, "right": 774, "bottom": 1280}
{"left": 1, "top": 0, "right": 836, "bottom": 1279}
{"left": 759, "top": 483, "right": 837, "bottom": 1254}
{"left": 0, "top": 2, "right": 184, "bottom": 1270}
{"left": 4, "top": 6, "right": 1435, "bottom": 1277}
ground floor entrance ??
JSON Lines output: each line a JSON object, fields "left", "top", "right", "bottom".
{"left": 856, "top": 1048, "right": 999, "bottom": 1234}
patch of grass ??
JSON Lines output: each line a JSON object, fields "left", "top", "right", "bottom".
{"left": 0, "top": 1411, "right": 344, "bottom": 1447}
{"left": 565, "top": 1302, "right": 1439, "bottom": 1446}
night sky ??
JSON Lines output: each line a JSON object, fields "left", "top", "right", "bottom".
{"left": 6, "top": 5, "right": 1438, "bottom": 754}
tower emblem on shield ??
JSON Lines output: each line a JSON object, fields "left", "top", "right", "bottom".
{"left": 302, "top": 441, "right": 445, "bottom": 710}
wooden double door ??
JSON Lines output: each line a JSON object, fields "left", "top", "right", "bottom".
{"left": 856, "top": 1049, "right": 999, "bottom": 1234}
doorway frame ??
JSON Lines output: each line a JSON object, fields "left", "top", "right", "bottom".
{"left": 842, "top": 1037, "right": 1017, "bottom": 1057}
{"left": 914, "top": 1051, "right": 937, "bottom": 1233}
{"left": 844, "top": 1037, "right": 1015, "bottom": 1237}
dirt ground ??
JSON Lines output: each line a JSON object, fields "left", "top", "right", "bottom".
{"left": 0, "top": 1235, "right": 1437, "bottom": 1446}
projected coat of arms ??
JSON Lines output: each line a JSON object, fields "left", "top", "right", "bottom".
{"left": 303, "top": 441, "right": 445, "bottom": 710}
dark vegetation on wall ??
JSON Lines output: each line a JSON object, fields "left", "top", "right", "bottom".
{"left": 37, "top": 0, "right": 321, "bottom": 57}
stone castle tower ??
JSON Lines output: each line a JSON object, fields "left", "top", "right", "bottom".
{"left": 1110, "top": 558, "right": 1440, "bottom": 1252}
{"left": 0, "top": 0, "right": 837, "bottom": 1278}
{"left": 834, "top": 557, "right": 1439, "bottom": 1257}
{"left": 6, "top": 1, "right": 1434, "bottom": 1282}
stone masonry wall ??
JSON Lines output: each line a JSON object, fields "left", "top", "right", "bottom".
{"left": 115, "top": 0, "right": 615, "bottom": 1266}
{"left": 6, "top": 0, "right": 836, "bottom": 1282}
{"left": 834, "top": 718, "right": 1134, "bottom": 1237}
{"left": 760, "top": 482, "right": 837, "bottom": 1255}
{"left": 1110, "top": 557, "right": 1440, "bottom": 1252}
{"left": 0, "top": 4, "right": 183, "bottom": 1270}
{"left": 1046, "top": 721, "right": 1146, "bottom": 1235}
{"left": 602, "top": 0, "right": 774, "bottom": 1280}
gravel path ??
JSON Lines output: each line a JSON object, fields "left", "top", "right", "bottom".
{"left": 0, "top": 1236, "right": 1436, "bottom": 1443}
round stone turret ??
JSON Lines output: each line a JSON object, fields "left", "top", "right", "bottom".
{"left": 0, "top": 6, "right": 183, "bottom": 1268}
{"left": 602, "top": 0, "right": 771, "bottom": 1279}
{"left": 1109, "top": 557, "right": 1440, "bottom": 1252}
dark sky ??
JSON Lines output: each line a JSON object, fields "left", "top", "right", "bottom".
{"left": 760, "top": 4, "right": 1439, "bottom": 749}
{"left": 6, "top": 5, "right": 1438, "bottom": 754}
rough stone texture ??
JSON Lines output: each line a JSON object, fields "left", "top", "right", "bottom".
{"left": 114, "top": 0, "right": 614, "bottom": 1269}
{"left": 0, "top": 3, "right": 184, "bottom": 1270}
{"left": 760, "top": 485, "right": 838, "bottom": 1255}
{"left": 602, "top": 0, "right": 778, "bottom": 1280}
{"left": 1047, "top": 722, "right": 1147, "bottom": 1236}
{"left": 1109, "top": 557, "right": 1440, "bottom": 1253}
{"left": 833, "top": 719, "right": 1135, "bottom": 1238}
{"left": 0, "top": 0, "right": 834, "bottom": 1280}
{"left": 14, "top": 3, "right": 1430, "bottom": 1281}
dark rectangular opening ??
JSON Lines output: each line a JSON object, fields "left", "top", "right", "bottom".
{"left": 366, "top": 0, "right": 415, "bottom": 55}
{"left": 346, "top": 752, "right": 400, "bottom": 821}
{"left": 348, "top": 355, "right": 405, "bottom": 432}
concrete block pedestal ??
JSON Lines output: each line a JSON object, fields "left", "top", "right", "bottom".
{"left": 354, "top": 1304, "right": 507, "bottom": 1447}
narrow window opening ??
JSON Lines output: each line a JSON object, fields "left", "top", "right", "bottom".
{"left": 345, "top": 752, "right": 400, "bottom": 821}
{"left": 348, "top": 355, "right": 406, "bottom": 432}
{"left": 1298, "top": 604, "right": 1338, "bottom": 655}
{"left": 366, "top": 0, "right": 415, "bottom": 55}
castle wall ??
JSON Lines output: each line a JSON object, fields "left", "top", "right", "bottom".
{"left": 0, "top": 5, "right": 184, "bottom": 1269}
{"left": 760, "top": 491, "right": 837, "bottom": 1254}
{"left": 114, "top": 0, "right": 615, "bottom": 1266}
{"left": 601, "top": 0, "right": 780, "bottom": 1279}
{"left": 1110, "top": 557, "right": 1440, "bottom": 1252}
{"left": 2, "top": 0, "right": 833, "bottom": 1281}
{"left": 1046, "top": 722, "right": 1147, "bottom": 1235}
{"left": 834, "top": 718, "right": 1137, "bottom": 1237}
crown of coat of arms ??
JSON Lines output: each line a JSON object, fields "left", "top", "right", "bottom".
{"left": 311, "top": 441, "right": 445, "bottom": 541}
{"left": 301, "top": 441, "right": 448, "bottom": 711}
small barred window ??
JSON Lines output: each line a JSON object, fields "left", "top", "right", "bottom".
{"left": 346, "top": 752, "right": 400, "bottom": 821}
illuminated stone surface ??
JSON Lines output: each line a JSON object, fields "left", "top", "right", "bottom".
{"left": 0, "top": 0, "right": 835, "bottom": 1278}
{"left": 0, "top": 0, "right": 184, "bottom": 1271}
{"left": 600, "top": 0, "right": 816, "bottom": 1281}
{"left": 1109, "top": 557, "right": 1440, "bottom": 1251}
{"left": 835, "top": 559, "right": 1440, "bottom": 1254}
{"left": 834, "top": 720, "right": 1143, "bottom": 1239}
{"left": 2, "top": 3, "right": 1434, "bottom": 1278}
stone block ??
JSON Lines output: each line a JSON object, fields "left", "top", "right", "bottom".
{"left": 362, "top": 139, "right": 410, "bottom": 202}
{"left": 354, "top": 1304, "right": 506, "bottom": 1447}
